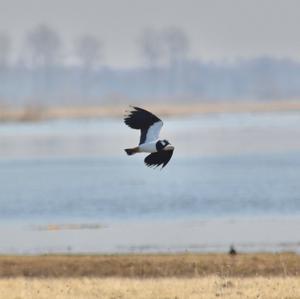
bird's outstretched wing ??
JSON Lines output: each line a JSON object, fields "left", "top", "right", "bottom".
{"left": 124, "top": 106, "right": 163, "bottom": 144}
{"left": 144, "top": 149, "right": 174, "bottom": 168}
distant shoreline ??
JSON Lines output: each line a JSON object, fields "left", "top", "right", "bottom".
{"left": 1, "top": 100, "right": 300, "bottom": 122}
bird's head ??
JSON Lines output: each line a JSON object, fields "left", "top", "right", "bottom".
{"left": 156, "top": 139, "right": 174, "bottom": 151}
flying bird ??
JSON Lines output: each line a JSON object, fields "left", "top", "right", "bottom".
{"left": 124, "top": 106, "right": 174, "bottom": 168}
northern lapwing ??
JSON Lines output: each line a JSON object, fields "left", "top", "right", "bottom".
{"left": 124, "top": 106, "right": 174, "bottom": 168}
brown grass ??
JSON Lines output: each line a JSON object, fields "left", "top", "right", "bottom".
{"left": 0, "top": 253, "right": 299, "bottom": 278}
{"left": 1, "top": 100, "right": 300, "bottom": 122}
{"left": 1, "top": 254, "right": 300, "bottom": 298}
{"left": 0, "top": 276, "right": 299, "bottom": 299}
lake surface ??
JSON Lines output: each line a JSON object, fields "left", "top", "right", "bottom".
{"left": 0, "top": 111, "right": 300, "bottom": 253}
{"left": 0, "top": 154, "right": 300, "bottom": 222}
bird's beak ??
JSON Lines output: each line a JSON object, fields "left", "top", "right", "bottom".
{"left": 164, "top": 144, "right": 174, "bottom": 151}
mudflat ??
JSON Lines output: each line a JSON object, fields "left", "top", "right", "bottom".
{"left": 1, "top": 100, "right": 300, "bottom": 121}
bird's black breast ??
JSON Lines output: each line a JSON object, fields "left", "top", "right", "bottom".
{"left": 156, "top": 140, "right": 164, "bottom": 151}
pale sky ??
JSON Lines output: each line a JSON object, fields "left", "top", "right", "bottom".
{"left": 1, "top": 0, "right": 300, "bottom": 67}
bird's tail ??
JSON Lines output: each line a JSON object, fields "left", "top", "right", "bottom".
{"left": 124, "top": 147, "right": 139, "bottom": 155}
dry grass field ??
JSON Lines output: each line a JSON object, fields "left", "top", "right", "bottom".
{"left": 0, "top": 253, "right": 299, "bottom": 278}
{"left": 0, "top": 276, "right": 299, "bottom": 299}
{"left": 0, "top": 254, "right": 299, "bottom": 298}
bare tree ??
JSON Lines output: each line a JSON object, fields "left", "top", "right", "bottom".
{"left": 26, "top": 24, "right": 62, "bottom": 67}
{"left": 0, "top": 33, "right": 12, "bottom": 103}
{"left": 0, "top": 33, "right": 11, "bottom": 68}
{"left": 137, "top": 29, "right": 165, "bottom": 98}
{"left": 75, "top": 34, "right": 102, "bottom": 69}
{"left": 138, "top": 28, "right": 163, "bottom": 68}
{"left": 162, "top": 27, "right": 189, "bottom": 66}
{"left": 74, "top": 35, "right": 102, "bottom": 99}
{"left": 25, "top": 24, "right": 62, "bottom": 103}
{"left": 162, "top": 28, "right": 190, "bottom": 96}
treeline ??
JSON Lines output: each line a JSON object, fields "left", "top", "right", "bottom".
{"left": 1, "top": 25, "right": 300, "bottom": 105}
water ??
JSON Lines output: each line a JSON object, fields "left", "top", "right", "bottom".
{"left": 0, "top": 154, "right": 300, "bottom": 222}
{"left": 0, "top": 111, "right": 300, "bottom": 253}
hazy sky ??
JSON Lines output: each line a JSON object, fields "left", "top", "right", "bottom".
{"left": 1, "top": 0, "right": 300, "bottom": 67}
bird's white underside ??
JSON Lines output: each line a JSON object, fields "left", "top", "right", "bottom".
{"left": 138, "top": 141, "right": 158, "bottom": 153}
{"left": 144, "top": 121, "right": 163, "bottom": 144}
{"left": 137, "top": 121, "right": 163, "bottom": 153}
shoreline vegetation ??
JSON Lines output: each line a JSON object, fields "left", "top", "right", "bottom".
{"left": 0, "top": 253, "right": 299, "bottom": 278}
{"left": 1, "top": 253, "right": 300, "bottom": 298}
{"left": 1, "top": 100, "right": 300, "bottom": 122}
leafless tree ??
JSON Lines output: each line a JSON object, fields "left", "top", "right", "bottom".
{"left": 162, "top": 28, "right": 190, "bottom": 96}
{"left": 137, "top": 29, "right": 165, "bottom": 97}
{"left": 74, "top": 35, "right": 102, "bottom": 99}
{"left": 162, "top": 27, "right": 189, "bottom": 66}
{"left": 26, "top": 24, "right": 62, "bottom": 67}
{"left": 75, "top": 34, "right": 102, "bottom": 69}
{"left": 0, "top": 33, "right": 11, "bottom": 68}
{"left": 138, "top": 28, "right": 163, "bottom": 68}
{"left": 0, "top": 32, "right": 11, "bottom": 103}
{"left": 24, "top": 24, "right": 62, "bottom": 103}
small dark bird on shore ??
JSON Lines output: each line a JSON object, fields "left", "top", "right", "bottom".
{"left": 124, "top": 106, "right": 174, "bottom": 168}
{"left": 229, "top": 245, "right": 237, "bottom": 255}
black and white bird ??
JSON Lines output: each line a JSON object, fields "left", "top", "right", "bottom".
{"left": 124, "top": 106, "right": 174, "bottom": 168}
